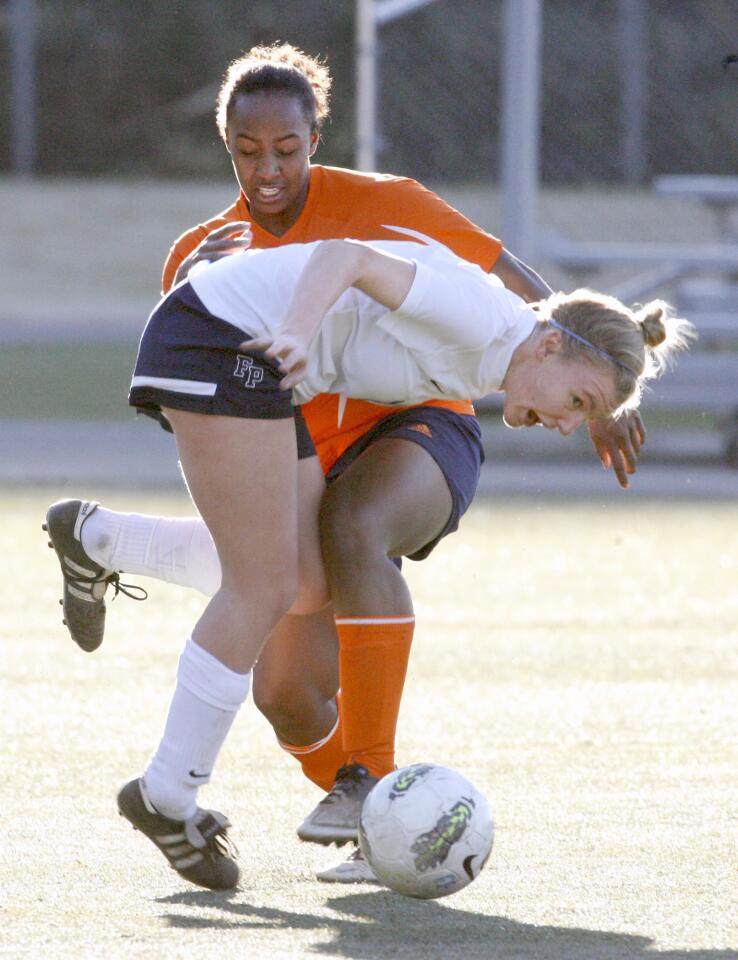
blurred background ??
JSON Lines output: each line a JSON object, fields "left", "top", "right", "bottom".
{"left": 1, "top": 0, "right": 736, "bottom": 494}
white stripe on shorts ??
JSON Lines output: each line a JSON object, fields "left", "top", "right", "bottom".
{"left": 130, "top": 375, "right": 218, "bottom": 396}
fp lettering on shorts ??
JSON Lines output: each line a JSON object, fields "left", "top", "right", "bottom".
{"left": 233, "top": 355, "right": 265, "bottom": 389}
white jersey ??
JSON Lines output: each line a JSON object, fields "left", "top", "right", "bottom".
{"left": 187, "top": 240, "right": 537, "bottom": 406}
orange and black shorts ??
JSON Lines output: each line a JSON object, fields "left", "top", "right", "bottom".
{"left": 325, "top": 405, "right": 484, "bottom": 561}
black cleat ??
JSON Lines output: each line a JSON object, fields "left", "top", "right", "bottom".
{"left": 43, "top": 499, "right": 146, "bottom": 652}
{"left": 117, "top": 778, "right": 239, "bottom": 891}
{"left": 297, "top": 763, "right": 379, "bottom": 846}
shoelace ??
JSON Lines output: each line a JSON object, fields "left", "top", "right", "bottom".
{"left": 108, "top": 573, "right": 148, "bottom": 603}
{"left": 65, "top": 566, "right": 148, "bottom": 603}
{"left": 158, "top": 811, "right": 238, "bottom": 872}
{"left": 190, "top": 812, "right": 239, "bottom": 861}
{"left": 322, "top": 764, "right": 368, "bottom": 804}
{"left": 211, "top": 829, "right": 239, "bottom": 861}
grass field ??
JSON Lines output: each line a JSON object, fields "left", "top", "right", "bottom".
{"left": 3, "top": 491, "right": 737, "bottom": 959}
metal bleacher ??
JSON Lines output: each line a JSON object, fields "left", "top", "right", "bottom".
{"left": 645, "top": 280, "right": 738, "bottom": 466}
{"left": 539, "top": 177, "right": 738, "bottom": 466}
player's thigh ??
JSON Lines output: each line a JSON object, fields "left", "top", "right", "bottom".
{"left": 320, "top": 437, "right": 453, "bottom": 560}
{"left": 165, "top": 409, "right": 299, "bottom": 599}
{"left": 290, "top": 455, "right": 329, "bottom": 615}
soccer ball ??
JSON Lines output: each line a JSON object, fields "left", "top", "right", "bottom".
{"left": 358, "top": 763, "right": 494, "bottom": 899}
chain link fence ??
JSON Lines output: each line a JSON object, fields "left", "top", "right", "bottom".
{"left": 375, "top": 0, "right": 736, "bottom": 185}
{"left": 1, "top": 0, "right": 735, "bottom": 183}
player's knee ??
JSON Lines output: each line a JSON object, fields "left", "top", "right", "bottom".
{"left": 319, "top": 487, "right": 383, "bottom": 564}
{"left": 252, "top": 673, "right": 317, "bottom": 729}
{"left": 288, "top": 566, "right": 329, "bottom": 615}
{"left": 288, "top": 586, "right": 329, "bottom": 615}
{"left": 220, "top": 566, "right": 299, "bottom": 623}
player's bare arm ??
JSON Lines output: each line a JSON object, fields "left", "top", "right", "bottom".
{"left": 491, "top": 248, "right": 552, "bottom": 302}
{"left": 241, "top": 240, "right": 416, "bottom": 389}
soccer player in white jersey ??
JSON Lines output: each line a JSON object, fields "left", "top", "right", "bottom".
{"left": 105, "top": 237, "right": 692, "bottom": 890}
{"left": 132, "top": 240, "right": 539, "bottom": 416}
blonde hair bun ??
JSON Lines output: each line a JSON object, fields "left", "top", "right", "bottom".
{"left": 543, "top": 288, "right": 695, "bottom": 412}
{"left": 637, "top": 302, "right": 668, "bottom": 348}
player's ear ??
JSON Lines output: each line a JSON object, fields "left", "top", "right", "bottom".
{"left": 308, "top": 128, "right": 320, "bottom": 157}
{"left": 534, "top": 328, "right": 562, "bottom": 360}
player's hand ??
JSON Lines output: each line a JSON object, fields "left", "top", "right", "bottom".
{"left": 174, "top": 221, "right": 252, "bottom": 285}
{"left": 588, "top": 410, "right": 646, "bottom": 489}
{"left": 239, "top": 333, "right": 308, "bottom": 390}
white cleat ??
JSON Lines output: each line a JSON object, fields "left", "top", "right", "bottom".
{"left": 316, "top": 847, "right": 381, "bottom": 885}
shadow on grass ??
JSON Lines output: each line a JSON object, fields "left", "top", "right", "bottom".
{"left": 156, "top": 889, "right": 732, "bottom": 960}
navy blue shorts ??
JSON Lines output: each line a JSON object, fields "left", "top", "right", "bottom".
{"left": 326, "top": 406, "right": 484, "bottom": 561}
{"left": 129, "top": 283, "right": 316, "bottom": 459}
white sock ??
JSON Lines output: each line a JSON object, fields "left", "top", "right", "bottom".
{"left": 143, "top": 637, "right": 251, "bottom": 821}
{"left": 80, "top": 508, "right": 222, "bottom": 596}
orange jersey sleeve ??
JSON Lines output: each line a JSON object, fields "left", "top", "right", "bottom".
{"left": 348, "top": 172, "right": 502, "bottom": 271}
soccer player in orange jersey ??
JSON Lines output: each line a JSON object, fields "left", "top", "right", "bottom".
{"left": 45, "top": 44, "right": 646, "bottom": 884}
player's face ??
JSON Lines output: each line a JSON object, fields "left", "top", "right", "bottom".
{"left": 225, "top": 91, "right": 318, "bottom": 236}
{"left": 502, "top": 344, "right": 618, "bottom": 435}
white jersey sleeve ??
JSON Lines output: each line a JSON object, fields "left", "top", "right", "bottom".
{"left": 376, "top": 257, "right": 522, "bottom": 352}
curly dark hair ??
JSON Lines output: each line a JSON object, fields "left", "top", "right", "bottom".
{"left": 216, "top": 42, "right": 332, "bottom": 141}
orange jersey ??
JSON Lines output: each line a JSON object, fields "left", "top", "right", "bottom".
{"left": 162, "top": 165, "right": 503, "bottom": 472}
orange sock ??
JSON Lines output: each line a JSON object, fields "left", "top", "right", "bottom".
{"left": 336, "top": 617, "right": 415, "bottom": 779}
{"left": 277, "top": 694, "right": 351, "bottom": 791}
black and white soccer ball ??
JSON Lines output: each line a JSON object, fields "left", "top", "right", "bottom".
{"left": 358, "top": 762, "right": 494, "bottom": 899}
